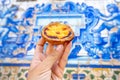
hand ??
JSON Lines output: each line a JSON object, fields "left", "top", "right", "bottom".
{"left": 27, "top": 38, "right": 72, "bottom": 80}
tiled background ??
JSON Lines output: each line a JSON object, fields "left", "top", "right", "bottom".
{"left": 0, "top": 0, "right": 120, "bottom": 80}
{"left": 0, "top": 66, "right": 120, "bottom": 80}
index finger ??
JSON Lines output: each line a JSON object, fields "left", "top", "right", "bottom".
{"left": 29, "top": 38, "right": 46, "bottom": 70}
{"left": 36, "top": 37, "right": 46, "bottom": 53}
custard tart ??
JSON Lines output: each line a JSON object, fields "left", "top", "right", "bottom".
{"left": 41, "top": 22, "right": 74, "bottom": 44}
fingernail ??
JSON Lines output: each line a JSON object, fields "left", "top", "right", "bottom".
{"left": 56, "top": 45, "right": 64, "bottom": 51}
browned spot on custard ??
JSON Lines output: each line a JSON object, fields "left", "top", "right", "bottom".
{"left": 63, "top": 28, "right": 67, "bottom": 30}
{"left": 44, "top": 31, "right": 58, "bottom": 39}
{"left": 56, "top": 32, "right": 60, "bottom": 34}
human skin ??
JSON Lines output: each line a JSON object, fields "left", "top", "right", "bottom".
{"left": 27, "top": 38, "right": 72, "bottom": 80}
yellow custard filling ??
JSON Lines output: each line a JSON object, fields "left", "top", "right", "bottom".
{"left": 45, "top": 23, "right": 70, "bottom": 39}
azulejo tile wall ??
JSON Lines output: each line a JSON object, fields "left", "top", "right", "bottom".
{"left": 0, "top": 0, "right": 120, "bottom": 80}
{"left": 0, "top": 66, "right": 120, "bottom": 80}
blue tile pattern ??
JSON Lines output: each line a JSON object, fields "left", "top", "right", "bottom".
{"left": 0, "top": 0, "right": 120, "bottom": 66}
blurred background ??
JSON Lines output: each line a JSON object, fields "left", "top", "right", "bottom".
{"left": 0, "top": 0, "right": 120, "bottom": 80}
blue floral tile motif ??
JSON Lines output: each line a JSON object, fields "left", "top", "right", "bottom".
{"left": 0, "top": 0, "right": 120, "bottom": 65}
